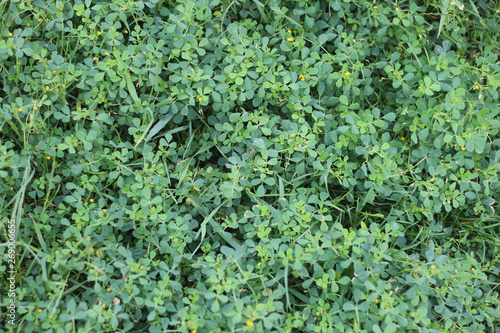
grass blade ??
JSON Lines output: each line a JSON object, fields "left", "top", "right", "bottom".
{"left": 437, "top": 0, "right": 449, "bottom": 38}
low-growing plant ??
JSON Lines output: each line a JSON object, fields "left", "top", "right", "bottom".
{"left": 0, "top": 0, "right": 499, "bottom": 332}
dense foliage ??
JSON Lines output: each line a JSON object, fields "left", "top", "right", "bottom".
{"left": 1, "top": 0, "right": 499, "bottom": 332}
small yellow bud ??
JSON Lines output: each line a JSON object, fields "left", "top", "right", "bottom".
{"left": 431, "top": 178, "right": 435, "bottom": 182}
{"left": 374, "top": 6, "right": 377, "bottom": 9}
{"left": 55, "top": 251, "right": 60, "bottom": 254}
{"left": 431, "top": 265, "right": 436, "bottom": 270}
{"left": 46, "top": 156, "right": 51, "bottom": 160}
{"left": 9, "top": 33, "right": 13, "bottom": 36}
{"left": 102, "top": 209, "right": 106, "bottom": 213}
{"left": 198, "top": 97, "right": 203, "bottom": 101}
{"left": 150, "top": 182, "right": 154, "bottom": 185}
{"left": 90, "top": 199, "right": 94, "bottom": 203}
{"left": 46, "top": 86, "right": 50, "bottom": 91}
{"left": 288, "top": 37, "right": 293, "bottom": 42}
{"left": 38, "top": 309, "right": 42, "bottom": 313}
{"left": 461, "top": 146, "right": 466, "bottom": 151}
{"left": 98, "top": 31, "right": 101, "bottom": 35}
{"left": 18, "top": 108, "right": 22, "bottom": 112}
{"left": 217, "top": 267, "right": 220, "bottom": 272}
{"left": 375, "top": 299, "right": 379, "bottom": 303}
{"left": 345, "top": 71, "right": 350, "bottom": 76}
{"left": 34, "top": 106, "right": 38, "bottom": 110}
{"left": 287, "top": 29, "right": 291, "bottom": 33}
{"left": 107, "top": 288, "right": 111, "bottom": 292}
{"left": 401, "top": 137, "right": 405, "bottom": 141}
{"left": 246, "top": 321, "right": 254, "bottom": 327}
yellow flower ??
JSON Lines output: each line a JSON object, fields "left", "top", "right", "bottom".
{"left": 79, "top": 107, "right": 82, "bottom": 110}
{"left": 124, "top": 30, "right": 128, "bottom": 34}
{"left": 345, "top": 71, "right": 350, "bottom": 76}
{"left": 90, "top": 199, "right": 94, "bottom": 203}
{"left": 107, "top": 288, "right": 111, "bottom": 292}
{"left": 102, "top": 97, "right": 105, "bottom": 102}
{"left": 38, "top": 18, "right": 42, "bottom": 22}
{"left": 105, "top": 52, "right": 110, "bottom": 56}
{"left": 150, "top": 182, "right": 154, "bottom": 185}
{"left": 431, "top": 178, "right": 435, "bottom": 182}
{"left": 301, "top": 210, "right": 305, "bottom": 214}
{"left": 287, "top": 29, "right": 291, "bottom": 33}
{"left": 55, "top": 251, "right": 60, "bottom": 254}
{"left": 102, "top": 304, "right": 105, "bottom": 307}
{"left": 461, "top": 146, "right": 466, "bottom": 151}
{"left": 46, "top": 156, "right": 51, "bottom": 160}
{"left": 474, "top": 85, "right": 479, "bottom": 89}
{"left": 192, "top": 330, "right": 197, "bottom": 333}
{"left": 102, "top": 209, "right": 106, "bottom": 213}
{"left": 246, "top": 321, "right": 254, "bottom": 327}
{"left": 401, "top": 137, "right": 405, "bottom": 141}
{"left": 374, "top": 6, "right": 377, "bottom": 9}
{"left": 38, "top": 309, "right": 42, "bottom": 313}
{"left": 301, "top": 77, "right": 305, "bottom": 81}
{"left": 471, "top": 268, "right": 475, "bottom": 271}
{"left": 98, "top": 31, "right": 102, "bottom": 35}
{"left": 34, "top": 106, "right": 38, "bottom": 110}
{"left": 198, "top": 97, "right": 203, "bottom": 101}
{"left": 431, "top": 265, "right": 436, "bottom": 270}
{"left": 9, "top": 32, "right": 13, "bottom": 36}
{"left": 60, "top": 8, "right": 63, "bottom": 11}
{"left": 113, "top": 46, "right": 116, "bottom": 50}
{"left": 46, "top": 86, "right": 50, "bottom": 91}
{"left": 375, "top": 299, "right": 379, "bottom": 303}
{"left": 216, "top": 267, "right": 220, "bottom": 272}
{"left": 18, "top": 107, "right": 22, "bottom": 112}
{"left": 288, "top": 37, "right": 293, "bottom": 42}
{"left": 291, "top": 133, "right": 295, "bottom": 137}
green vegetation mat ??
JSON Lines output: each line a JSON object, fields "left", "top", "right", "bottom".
{"left": 1, "top": 0, "right": 499, "bottom": 332}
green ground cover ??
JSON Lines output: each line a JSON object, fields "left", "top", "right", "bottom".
{"left": 1, "top": 0, "right": 499, "bottom": 332}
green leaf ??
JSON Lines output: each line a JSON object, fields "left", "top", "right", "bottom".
{"left": 339, "top": 95, "right": 348, "bottom": 105}
{"left": 126, "top": 74, "right": 140, "bottom": 106}
{"left": 95, "top": 72, "right": 104, "bottom": 82}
